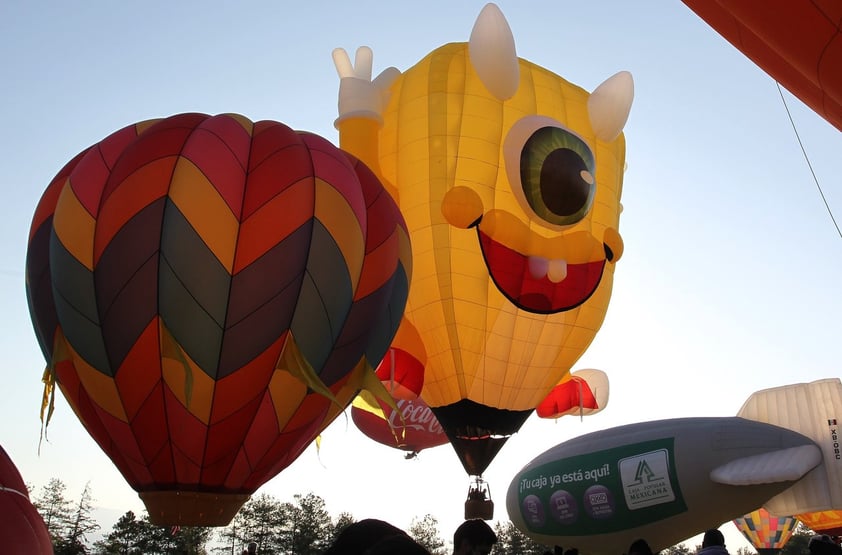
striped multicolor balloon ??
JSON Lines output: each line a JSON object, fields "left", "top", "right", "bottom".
{"left": 25, "top": 113, "right": 410, "bottom": 525}
{"left": 733, "top": 508, "right": 798, "bottom": 554}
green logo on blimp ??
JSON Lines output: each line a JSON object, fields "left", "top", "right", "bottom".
{"left": 517, "top": 439, "right": 686, "bottom": 536}
{"left": 621, "top": 449, "right": 676, "bottom": 509}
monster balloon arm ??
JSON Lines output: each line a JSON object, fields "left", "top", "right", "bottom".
{"left": 332, "top": 46, "right": 400, "bottom": 200}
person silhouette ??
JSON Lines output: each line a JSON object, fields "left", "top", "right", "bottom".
{"left": 698, "top": 529, "right": 729, "bottom": 555}
{"left": 628, "top": 538, "right": 654, "bottom": 555}
{"left": 452, "top": 519, "right": 497, "bottom": 555}
{"left": 809, "top": 534, "right": 842, "bottom": 555}
{"left": 324, "top": 518, "right": 415, "bottom": 555}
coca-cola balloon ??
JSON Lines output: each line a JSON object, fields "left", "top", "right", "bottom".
{"left": 351, "top": 394, "right": 448, "bottom": 454}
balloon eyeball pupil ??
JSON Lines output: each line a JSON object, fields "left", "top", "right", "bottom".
{"left": 539, "top": 148, "right": 592, "bottom": 218}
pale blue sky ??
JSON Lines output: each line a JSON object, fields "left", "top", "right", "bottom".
{"left": 2, "top": 1, "right": 840, "bottom": 550}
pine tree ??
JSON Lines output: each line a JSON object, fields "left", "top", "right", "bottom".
{"left": 33, "top": 477, "right": 73, "bottom": 547}
{"left": 133, "top": 514, "right": 211, "bottom": 554}
{"left": 665, "top": 543, "right": 692, "bottom": 555}
{"left": 268, "top": 492, "right": 334, "bottom": 554}
{"left": 492, "top": 521, "right": 552, "bottom": 555}
{"left": 782, "top": 522, "right": 813, "bottom": 555}
{"left": 217, "top": 493, "right": 283, "bottom": 554}
{"left": 92, "top": 510, "right": 144, "bottom": 554}
{"left": 329, "top": 511, "right": 356, "bottom": 545}
{"left": 54, "top": 481, "right": 100, "bottom": 554}
{"left": 409, "top": 514, "right": 446, "bottom": 554}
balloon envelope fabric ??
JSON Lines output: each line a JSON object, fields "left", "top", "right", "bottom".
{"left": 351, "top": 393, "right": 448, "bottom": 454}
{"left": 25, "top": 113, "right": 410, "bottom": 525}
{"left": 733, "top": 508, "right": 797, "bottom": 554}
{"left": 0, "top": 445, "right": 52, "bottom": 554}
{"left": 682, "top": 0, "right": 842, "bottom": 132}
{"left": 336, "top": 5, "right": 632, "bottom": 477}
{"left": 795, "top": 510, "right": 842, "bottom": 536}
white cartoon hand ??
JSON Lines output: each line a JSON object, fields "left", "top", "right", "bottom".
{"left": 332, "top": 46, "right": 400, "bottom": 125}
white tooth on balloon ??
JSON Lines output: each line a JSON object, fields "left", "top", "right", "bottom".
{"left": 547, "top": 259, "right": 568, "bottom": 283}
{"left": 528, "top": 256, "right": 549, "bottom": 279}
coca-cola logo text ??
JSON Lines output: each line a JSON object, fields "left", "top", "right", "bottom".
{"left": 386, "top": 399, "right": 444, "bottom": 435}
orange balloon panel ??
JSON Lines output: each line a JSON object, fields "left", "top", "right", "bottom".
{"left": 26, "top": 114, "right": 410, "bottom": 525}
{"left": 683, "top": 0, "right": 842, "bottom": 131}
{"left": 797, "top": 511, "right": 842, "bottom": 536}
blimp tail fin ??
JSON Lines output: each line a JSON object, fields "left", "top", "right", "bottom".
{"left": 737, "top": 378, "right": 842, "bottom": 515}
{"left": 710, "top": 444, "right": 821, "bottom": 485}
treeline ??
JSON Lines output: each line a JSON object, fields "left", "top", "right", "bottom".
{"left": 28, "top": 478, "right": 818, "bottom": 555}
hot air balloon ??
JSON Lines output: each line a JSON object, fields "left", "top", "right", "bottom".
{"left": 25, "top": 113, "right": 411, "bottom": 526}
{"left": 536, "top": 369, "right": 609, "bottom": 420}
{"left": 796, "top": 511, "right": 842, "bottom": 537}
{"left": 333, "top": 3, "right": 632, "bottom": 517}
{"left": 734, "top": 508, "right": 798, "bottom": 555}
{"left": 682, "top": 0, "right": 842, "bottom": 131}
{"left": 0, "top": 446, "right": 52, "bottom": 554}
{"left": 351, "top": 393, "right": 448, "bottom": 456}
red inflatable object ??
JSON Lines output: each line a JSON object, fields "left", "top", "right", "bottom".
{"left": 375, "top": 347, "right": 424, "bottom": 400}
{"left": 683, "top": 0, "right": 842, "bottom": 131}
{"left": 0, "top": 446, "right": 53, "bottom": 554}
{"left": 352, "top": 396, "right": 448, "bottom": 454}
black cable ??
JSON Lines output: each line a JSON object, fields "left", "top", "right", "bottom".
{"left": 775, "top": 81, "right": 842, "bottom": 239}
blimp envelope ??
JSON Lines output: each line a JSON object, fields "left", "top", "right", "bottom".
{"left": 506, "top": 417, "right": 820, "bottom": 555}
{"left": 738, "top": 378, "right": 842, "bottom": 516}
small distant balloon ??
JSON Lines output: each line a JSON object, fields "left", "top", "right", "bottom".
{"left": 352, "top": 393, "right": 448, "bottom": 454}
{"left": 733, "top": 508, "right": 798, "bottom": 555}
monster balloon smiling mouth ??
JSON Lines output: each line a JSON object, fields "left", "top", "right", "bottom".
{"left": 444, "top": 187, "right": 615, "bottom": 314}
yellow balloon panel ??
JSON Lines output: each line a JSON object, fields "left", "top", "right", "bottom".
{"left": 342, "top": 42, "right": 627, "bottom": 412}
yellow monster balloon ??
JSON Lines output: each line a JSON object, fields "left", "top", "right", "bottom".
{"left": 334, "top": 3, "right": 633, "bottom": 481}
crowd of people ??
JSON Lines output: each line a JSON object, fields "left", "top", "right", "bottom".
{"left": 318, "top": 517, "right": 497, "bottom": 554}
{"left": 622, "top": 528, "right": 842, "bottom": 555}
{"left": 237, "top": 518, "right": 842, "bottom": 555}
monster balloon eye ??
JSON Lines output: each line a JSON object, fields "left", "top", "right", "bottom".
{"left": 503, "top": 115, "right": 596, "bottom": 228}
{"left": 519, "top": 126, "right": 595, "bottom": 226}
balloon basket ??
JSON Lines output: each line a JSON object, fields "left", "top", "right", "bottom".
{"left": 140, "top": 490, "right": 250, "bottom": 527}
{"left": 464, "top": 477, "right": 494, "bottom": 520}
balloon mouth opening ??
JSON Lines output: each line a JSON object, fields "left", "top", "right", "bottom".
{"left": 140, "top": 490, "right": 250, "bottom": 527}
{"left": 477, "top": 230, "right": 605, "bottom": 314}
